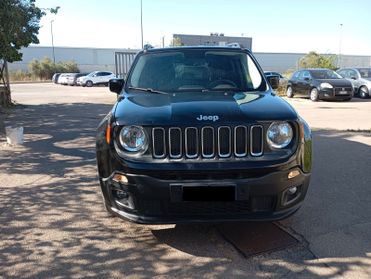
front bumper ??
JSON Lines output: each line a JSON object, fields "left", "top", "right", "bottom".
{"left": 319, "top": 88, "right": 353, "bottom": 100}
{"left": 100, "top": 167, "right": 310, "bottom": 224}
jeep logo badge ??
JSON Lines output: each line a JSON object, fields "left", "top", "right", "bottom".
{"left": 196, "top": 115, "right": 219, "bottom": 122}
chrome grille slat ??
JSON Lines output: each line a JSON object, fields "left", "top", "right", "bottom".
{"left": 152, "top": 125, "right": 264, "bottom": 159}
{"left": 169, "top": 127, "right": 182, "bottom": 158}
{"left": 218, "top": 126, "right": 231, "bottom": 158}
{"left": 152, "top": 127, "right": 166, "bottom": 158}
{"left": 250, "top": 125, "right": 264, "bottom": 157}
{"left": 201, "top": 126, "right": 215, "bottom": 158}
{"left": 185, "top": 127, "right": 198, "bottom": 158}
{"left": 234, "top": 125, "right": 248, "bottom": 157}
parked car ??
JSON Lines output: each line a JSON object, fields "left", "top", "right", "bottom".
{"left": 77, "top": 71, "right": 115, "bottom": 87}
{"left": 66, "top": 73, "right": 89, "bottom": 86}
{"left": 52, "top": 73, "right": 61, "bottom": 84}
{"left": 336, "top": 68, "right": 371, "bottom": 99}
{"left": 57, "top": 73, "right": 72, "bottom": 85}
{"left": 96, "top": 46, "right": 312, "bottom": 224}
{"left": 264, "top": 71, "right": 288, "bottom": 86}
{"left": 286, "top": 69, "right": 353, "bottom": 101}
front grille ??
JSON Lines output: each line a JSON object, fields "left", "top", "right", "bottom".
{"left": 152, "top": 125, "right": 264, "bottom": 159}
{"left": 334, "top": 87, "right": 352, "bottom": 95}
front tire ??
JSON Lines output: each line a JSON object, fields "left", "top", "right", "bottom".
{"left": 86, "top": 80, "right": 93, "bottom": 87}
{"left": 359, "top": 86, "right": 369, "bottom": 99}
{"left": 286, "top": 86, "right": 294, "bottom": 98}
{"left": 310, "top": 88, "right": 319, "bottom": 102}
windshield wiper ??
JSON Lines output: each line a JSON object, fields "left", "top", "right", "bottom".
{"left": 127, "top": 86, "right": 168, "bottom": 95}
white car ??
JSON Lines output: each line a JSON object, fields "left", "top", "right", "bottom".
{"left": 57, "top": 73, "right": 71, "bottom": 85}
{"left": 77, "top": 71, "right": 115, "bottom": 87}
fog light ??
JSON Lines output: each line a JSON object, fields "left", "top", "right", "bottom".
{"left": 288, "top": 169, "right": 300, "bottom": 179}
{"left": 116, "top": 189, "right": 128, "bottom": 199}
{"left": 113, "top": 173, "right": 128, "bottom": 184}
{"left": 281, "top": 185, "right": 302, "bottom": 206}
{"left": 288, "top": 186, "right": 297, "bottom": 195}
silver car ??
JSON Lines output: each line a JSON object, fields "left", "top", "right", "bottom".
{"left": 337, "top": 68, "right": 371, "bottom": 98}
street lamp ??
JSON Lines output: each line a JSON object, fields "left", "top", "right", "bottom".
{"left": 140, "top": 0, "right": 143, "bottom": 48}
{"left": 51, "top": 20, "right": 56, "bottom": 68}
{"left": 338, "top": 23, "right": 343, "bottom": 68}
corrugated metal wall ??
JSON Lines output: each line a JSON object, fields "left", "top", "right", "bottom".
{"left": 8, "top": 46, "right": 371, "bottom": 74}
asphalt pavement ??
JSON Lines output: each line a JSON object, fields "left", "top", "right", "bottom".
{"left": 0, "top": 84, "right": 370, "bottom": 278}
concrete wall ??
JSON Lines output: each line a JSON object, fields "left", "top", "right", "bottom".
{"left": 8, "top": 46, "right": 371, "bottom": 74}
{"left": 8, "top": 46, "right": 139, "bottom": 73}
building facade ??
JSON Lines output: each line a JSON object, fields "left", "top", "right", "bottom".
{"left": 173, "top": 34, "right": 252, "bottom": 50}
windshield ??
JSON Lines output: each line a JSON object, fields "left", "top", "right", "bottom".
{"left": 126, "top": 49, "right": 267, "bottom": 93}
{"left": 358, "top": 68, "right": 371, "bottom": 78}
{"left": 310, "top": 69, "right": 342, "bottom": 79}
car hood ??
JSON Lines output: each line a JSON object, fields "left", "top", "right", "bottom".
{"left": 113, "top": 91, "right": 298, "bottom": 126}
{"left": 318, "top": 79, "right": 352, "bottom": 87}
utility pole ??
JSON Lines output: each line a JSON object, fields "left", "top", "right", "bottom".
{"left": 51, "top": 20, "right": 56, "bottom": 68}
{"left": 140, "top": 0, "right": 143, "bottom": 49}
{"left": 338, "top": 23, "right": 343, "bottom": 68}
{"left": 162, "top": 36, "right": 165, "bottom": 48}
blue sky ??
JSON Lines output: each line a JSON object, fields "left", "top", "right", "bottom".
{"left": 35, "top": 0, "right": 371, "bottom": 55}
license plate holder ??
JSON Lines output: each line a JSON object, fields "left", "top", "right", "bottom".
{"left": 339, "top": 90, "right": 348, "bottom": 95}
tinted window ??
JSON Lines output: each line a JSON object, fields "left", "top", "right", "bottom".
{"left": 127, "top": 50, "right": 267, "bottom": 92}
{"left": 337, "top": 70, "right": 347, "bottom": 78}
{"left": 310, "top": 70, "right": 342, "bottom": 79}
{"left": 357, "top": 68, "right": 371, "bottom": 78}
{"left": 292, "top": 71, "right": 300, "bottom": 80}
{"left": 302, "top": 71, "right": 311, "bottom": 79}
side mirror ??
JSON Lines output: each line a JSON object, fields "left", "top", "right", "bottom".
{"left": 350, "top": 76, "right": 357, "bottom": 80}
{"left": 304, "top": 77, "right": 310, "bottom": 81}
{"left": 109, "top": 78, "right": 125, "bottom": 94}
{"left": 267, "top": 76, "right": 279, "bottom": 89}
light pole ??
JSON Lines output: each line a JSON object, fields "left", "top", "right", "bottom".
{"left": 140, "top": 0, "right": 143, "bottom": 49}
{"left": 51, "top": 20, "right": 56, "bottom": 68}
{"left": 338, "top": 23, "right": 343, "bottom": 68}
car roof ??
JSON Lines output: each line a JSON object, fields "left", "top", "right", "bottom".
{"left": 142, "top": 45, "right": 251, "bottom": 54}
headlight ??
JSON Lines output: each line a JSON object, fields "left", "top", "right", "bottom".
{"left": 267, "top": 122, "right": 293, "bottom": 149}
{"left": 320, "top": 82, "right": 333, "bottom": 89}
{"left": 119, "top": 126, "right": 148, "bottom": 152}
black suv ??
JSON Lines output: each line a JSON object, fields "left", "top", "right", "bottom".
{"left": 96, "top": 46, "right": 312, "bottom": 224}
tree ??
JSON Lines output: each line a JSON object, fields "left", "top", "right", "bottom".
{"left": 0, "top": 0, "right": 58, "bottom": 107}
{"left": 298, "top": 51, "right": 337, "bottom": 70}
{"left": 170, "top": 37, "right": 183, "bottom": 47}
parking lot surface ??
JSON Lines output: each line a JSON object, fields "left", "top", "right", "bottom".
{"left": 1, "top": 83, "right": 370, "bottom": 278}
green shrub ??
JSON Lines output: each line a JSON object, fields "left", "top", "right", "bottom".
{"left": 28, "top": 57, "right": 80, "bottom": 80}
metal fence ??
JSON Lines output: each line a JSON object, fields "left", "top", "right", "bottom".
{"left": 114, "top": 52, "right": 137, "bottom": 78}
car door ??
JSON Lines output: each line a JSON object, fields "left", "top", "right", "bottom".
{"left": 93, "top": 72, "right": 104, "bottom": 84}
{"left": 301, "top": 71, "right": 312, "bottom": 95}
{"left": 101, "top": 72, "right": 113, "bottom": 83}
{"left": 296, "top": 71, "right": 307, "bottom": 95}
{"left": 290, "top": 71, "right": 301, "bottom": 93}
{"left": 348, "top": 69, "right": 361, "bottom": 92}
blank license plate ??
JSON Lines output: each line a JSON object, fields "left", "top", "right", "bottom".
{"left": 339, "top": 90, "right": 348, "bottom": 94}
{"left": 182, "top": 186, "right": 236, "bottom": 201}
